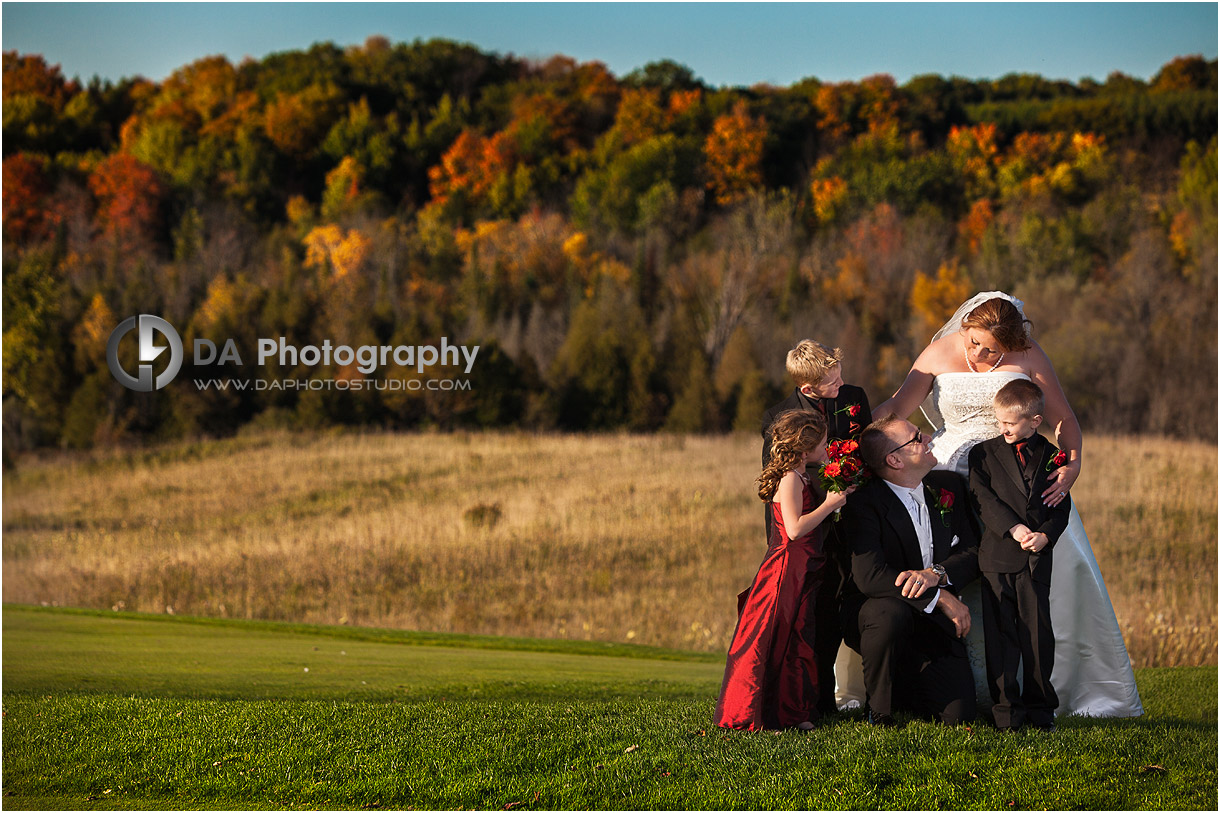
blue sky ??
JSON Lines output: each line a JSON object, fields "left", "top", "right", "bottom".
{"left": 3, "top": 2, "right": 1217, "bottom": 87}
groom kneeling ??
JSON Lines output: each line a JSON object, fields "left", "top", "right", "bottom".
{"left": 840, "top": 416, "right": 981, "bottom": 726}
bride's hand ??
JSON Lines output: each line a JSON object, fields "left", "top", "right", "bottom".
{"left": 1041, "top": 460, "right": 1080, "bottom": 506}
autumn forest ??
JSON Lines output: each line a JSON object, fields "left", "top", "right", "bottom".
{"left": 2, "top": 40, "right": 1216, "bottom": 452}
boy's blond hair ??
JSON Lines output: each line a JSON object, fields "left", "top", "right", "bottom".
{"left": 993, "top": 378, "right": 1045, "bottom": 419}
{"left": 786, "top": 340, "right": 842, "bottom": 388}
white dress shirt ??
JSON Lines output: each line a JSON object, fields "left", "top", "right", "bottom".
{"left": 883, "top": 480, "right": 940, "bottom": 613}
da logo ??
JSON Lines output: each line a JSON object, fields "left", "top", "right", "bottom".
{"left": 106, "top": 315, "right": 184, "bottom": 391}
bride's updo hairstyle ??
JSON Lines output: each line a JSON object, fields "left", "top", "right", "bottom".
{"left": 961, "top": 298, "right": 1032, "bottom": 352}
{"left": 758, "top": 409, "right": 828, "bottom": 501}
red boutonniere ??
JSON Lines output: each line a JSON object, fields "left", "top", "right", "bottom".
{"left": 820, "top": 439, "right": 870, "bottom": 522}
{"left": 832, "top": 403, "right": 864, "bottom": 435}
{"left": 1045, "top": 450, "right": 1068, "bottom": 472}
{"left": 927, "top": 486, "right": 955, "bottom": 528}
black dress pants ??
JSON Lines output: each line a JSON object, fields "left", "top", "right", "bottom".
{"left": 842, "top": 595, "right": 976, "bottom": 724}
{"left": 982, "top": 569, "right": 1058, "bottom": 729}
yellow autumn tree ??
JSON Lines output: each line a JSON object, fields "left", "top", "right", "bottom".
{"left": 193, "top": 274, "right": 240, "bottom": 335}
{"left": 910, "top": 261, "right": 971, "bottom": 342}
{"left": 611, "top": 87, "right": 665, "bottom": 147}
{"left": 455, "top": 211, "right": 634, "bottom": 320}
{"left": 810, "top": 176, "right": 849, "bottom": 225}
{"left": 304, "top": 224, "right": 371, "bottom": 279}
{"left": 71, "top": 293, "right": 116, "bottom": 374}
{"left": 321, "top": 156, "right": 366, "bottom": 221}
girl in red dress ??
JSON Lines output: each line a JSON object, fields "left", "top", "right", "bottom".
{"left": 713, "top": 409, "right": 854, "bottom": 731}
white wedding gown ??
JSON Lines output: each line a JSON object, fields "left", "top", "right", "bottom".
{"left": 833, "top": 371, "right": 1144, "bottom": 718}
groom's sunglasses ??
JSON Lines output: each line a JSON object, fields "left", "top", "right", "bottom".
{"left": 887, "top": 430, "right": 924, "bottom": 455}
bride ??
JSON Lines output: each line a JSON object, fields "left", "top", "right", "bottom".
{"left": 870, "top": 291, "right": 1142, "bottom": 718}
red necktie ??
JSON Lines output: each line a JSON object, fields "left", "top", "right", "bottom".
{"left": 1015, "top": 440, "right": 1028, "bottom": 467}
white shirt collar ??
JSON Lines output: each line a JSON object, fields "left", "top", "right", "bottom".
{"left": 883, "top": 479, "right": 925, "bottom": 504}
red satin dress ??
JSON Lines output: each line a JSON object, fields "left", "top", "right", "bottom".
{"left": 713, "top": 473, "right": 826, "bottom": 730}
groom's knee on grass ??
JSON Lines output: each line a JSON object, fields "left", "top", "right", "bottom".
{"left": 936, "top": 695, "right": 977, "bottom": 726}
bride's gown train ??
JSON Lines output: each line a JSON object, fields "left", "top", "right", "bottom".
{"left": 834, "top": 371, "right": 1142, "bottom": 718}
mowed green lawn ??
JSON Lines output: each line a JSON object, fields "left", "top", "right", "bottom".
{"left": 3, "top": 606, "right": 1216, "bottom": 810}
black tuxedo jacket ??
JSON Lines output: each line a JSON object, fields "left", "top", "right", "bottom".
{"left": 967, "top": 433, "right": 1071, "bottom": 582}
{"left": 840, "top": 471, "right": 981, "bottom": 642}
{"left": 760, "top": 384, "right": 872, "bottom": 467}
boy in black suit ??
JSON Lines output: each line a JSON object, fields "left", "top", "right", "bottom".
{"left": 760, "top": 340, "right": 871, "bottom": 715}
{"left": 761, "top": 341, "right": 871, "bottom": 473}
{"left": 968, "top": 379, "right": 1071, "bottom": 732}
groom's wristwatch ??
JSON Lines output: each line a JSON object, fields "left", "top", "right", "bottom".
{"left": 931, "top": 563, "right": 947, "bottom": 586}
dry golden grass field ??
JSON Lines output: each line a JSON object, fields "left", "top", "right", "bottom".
{"left": 2, "top": 429, "right": 1215, "bottom": 668}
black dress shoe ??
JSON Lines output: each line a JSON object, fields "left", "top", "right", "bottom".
{"left": 1034, "top": 722, "right": 1057, "bottom": 733}
{"left": 868, "top": 711, "right": 900, "bottom": 728}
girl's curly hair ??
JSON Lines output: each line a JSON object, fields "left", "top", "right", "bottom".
{"left": 758, "top": 409, "right": 828, "bottom": 501}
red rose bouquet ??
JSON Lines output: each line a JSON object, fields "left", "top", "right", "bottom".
{"left": 819, "top": 438, "right": 870, "bottom": 521}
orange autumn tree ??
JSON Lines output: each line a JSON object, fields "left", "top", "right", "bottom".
{"left": 958, "top": 199, "right": 994, "bottom": 256}
{"left": 858, "top": 74, "right": 902, "bottom": 133}
{"left": 667, "top": 87, "right": 702, "bottom": 121}
{"left": 2, "top": 153, "right": 54, "bottom": 243}
{"left": 263, "top": 83, "right": 345, "bottom": 159}
{"left": 1151, "top": 55, "right": 1214, "bottom": 92}
{"left": 704, "top": 100, "right": 766, "bottom": 206}
{"left": 426, "top": 128, "right": 517, "bottom": 220}
{"left": 87, "top": 153, "right": 164, "bottom": 255}
{"left": 947, "top": 123, "right": 1000, "bottom": 200}
{"left": 2, "top": 51, "right": 75, "bottom": 104}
